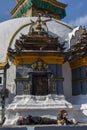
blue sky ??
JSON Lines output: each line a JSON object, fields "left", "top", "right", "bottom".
{"left": 0, "top": 0, "right": 87, "bottom": 27}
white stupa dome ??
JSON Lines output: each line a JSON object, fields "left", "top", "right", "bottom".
{"left": 0, "top": 17, "right": 73, "bottom": 63}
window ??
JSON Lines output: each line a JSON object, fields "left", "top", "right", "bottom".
{"left": 24, "top": 81, "right": 31, "bottom": 94}
{"left": 0, "top": 75, "right": 3, "bottom": 85}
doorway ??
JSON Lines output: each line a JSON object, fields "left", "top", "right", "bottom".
{"left": 32, "top": 74, "right": 48, "bottom": 95}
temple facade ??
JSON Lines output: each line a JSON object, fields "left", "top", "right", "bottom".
{"left": 8, "top": 15, "right": 65, "bottom": 96}
{"left": 0, "top": 0, "right": 87, "bottom": 125}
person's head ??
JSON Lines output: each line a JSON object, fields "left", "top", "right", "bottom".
{"left": 27, "top": 115, "right": 32, "bottom": 119}
{"left": 60, "top": 110, "right": 68, "bottom": 118}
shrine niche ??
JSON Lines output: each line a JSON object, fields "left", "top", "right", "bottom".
{"left": 32, "top": 74, "right": 48, "bottom": 95}
{"left": 28, "top": 58, "right": 52, "bottom": 96}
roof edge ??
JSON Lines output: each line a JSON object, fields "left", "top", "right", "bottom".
{"left": 11, "top": 0, "right": 67, "bottom": 19}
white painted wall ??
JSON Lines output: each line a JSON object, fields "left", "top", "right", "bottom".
{"left": 62, "top": 62, "right": 72, "bottom": 98}
{"left": 6, "top": 63, "right": 16, "bottom": 93}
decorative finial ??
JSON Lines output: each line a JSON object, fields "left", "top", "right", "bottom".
{"left": 81, "top": 26, "right": 87, "bottom": 38}
{"left": 82, "top": 26, "right": 86, "bottom": 34}
{"left": 29, "top": 14, "right": 48, "bottom": 35}
{"left": 36, "top": 14, "right": 42, "bottom": 32}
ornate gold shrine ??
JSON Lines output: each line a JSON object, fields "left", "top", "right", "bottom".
{"left": 8, "top": 15, "right": 65, "bottom": 65}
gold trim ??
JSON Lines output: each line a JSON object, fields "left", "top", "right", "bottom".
{"left": 72, "top": 78, "right": 87, "bottom": 83}
{"left": 70, "top": 57, "right": 87, "bottom": 69}
{"left": 14, "top": 56, "right": 64, "bottom": 65}
{"left": 42, "top": 0, "right": 67, "bottom": 9}
{"left": 15, "top": 77, "right": 30, "bottom": 81}
{"left": 11, "top": 0, "right": 27, "bottom": 15}
{"left": 0, "top": 62, "right": 7, "bottom": 69}
{"left": 8, "top": 23, "right": 33, "bottom": 48}
{"left": 51, "top": 77, "right": 64, "bottom": 81}
{"left": 0, "top": 55, "right": 8, "bottom": 69}
{"left": 53, "top": 18, "right": 73, "bottom": 30}
{"left": 11, "top": 0, "right": 28, "bottom": 16}
{"left": 15, "top": 77, "right": 64, "bottom": 81}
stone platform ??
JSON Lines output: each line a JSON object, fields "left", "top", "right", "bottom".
{"left": 0, "top": 125, "right": 87, "bottom": 130}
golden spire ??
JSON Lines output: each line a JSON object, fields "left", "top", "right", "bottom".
{"left": 29, "top": 15, "right": 48, "bottom": 35}
{"left": 36, "top": 15, "right": 42, "bottom": 32}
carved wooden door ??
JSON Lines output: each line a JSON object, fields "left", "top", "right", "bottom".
{"left": 32, "top": 75, "right": 48, "bottom": 95}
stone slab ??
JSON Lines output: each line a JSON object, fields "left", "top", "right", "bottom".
{"left": 0, "top": 125, "right": 87, "bottom": 130}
